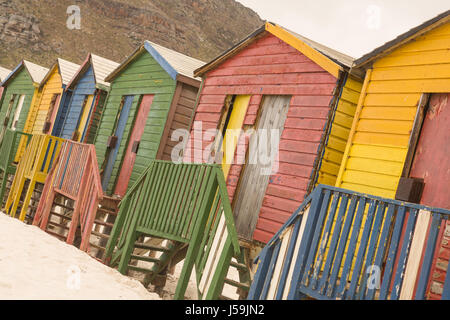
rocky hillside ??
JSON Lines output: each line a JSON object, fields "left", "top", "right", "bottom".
{"left": 0, "top": 0, "right": 262, "bottom": 69}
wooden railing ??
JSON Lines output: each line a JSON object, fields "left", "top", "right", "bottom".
{"left": 104, "top": 160, "right": 241, "bottom": 300}
{"left": 0, "top": 129, "right": 32, "bottom": 202}
{"left": 4, "top": 134, "right": 64, "bottom": 222}
{"left": 33, "top": 140, "right": 103, "bottom": 252}
{"left": 249, "top": 184, "right": 450, "bottom": 300}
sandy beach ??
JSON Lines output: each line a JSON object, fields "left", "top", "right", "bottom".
{"left": 0, "top": 213, "right": 160, "bottom": 300}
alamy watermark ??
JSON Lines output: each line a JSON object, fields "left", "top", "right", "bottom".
{"left": 66, "top": 265, "right": 81, "bottom": 290}
{"left": 171, "top": 121, "right": 281, "bottom": 176}
{"left": 365, "top": 4, "right": 382, "bottom": 30}
{"left": 366, "top": 265, "right": 381, "bottom": 290}
{"left": 66, "top": 5, "right": 81, "bottom": 30}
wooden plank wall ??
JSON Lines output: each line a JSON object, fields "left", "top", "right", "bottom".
{"left": 189, "top": 33, "right": 339, "bottom": 244}
{"left": 0, "top": 69, "right": 36, "bottom": 134}
{"left": 51, "top": 91, "right": 72, "bottom": 137}
{"left": 59, "top": 66, "right": 96, "bottom": 139}
{"left": 232, "top": 95, "right": 291, "bottom": 240}
{"left": 158, "top": 82, "right": 198, "bottom": 161}
{"left": 29, "top": 68, "right": 63, "bottom": 135}
{"left": 94, "top": 51, "right": 177, "bottom": 196}
{"left": 337, "top": 22, "right": 450, "bottom": 198}
{"left": 316, "top": 76, "right": 362, "bottom": 186}
{"left": 84, "top": 90, "right": 107, "bottom": 144}
{"left": 409, "top": 93, "right": 450, "bottom": 299}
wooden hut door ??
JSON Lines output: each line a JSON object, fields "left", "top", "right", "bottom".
{"left": 74, "top": 94, "right": 94, "bottom": 142}
{"left": 408, "top": 93, "right": 450, "bottom": 299}
{"left": 101, "top": 95, "right": 135, "bottom": 191}
{"left": 409, "top": 93, "right": 450, "bottom": 209}
{"left": 0, "top": 94, "right": 17, "bottom": 141}
{"left": 114, "top": 94, "right": 154, "bottom": 197}
{"left": 232, "top": 95, "right": 291, "bottom": 241}
{"left": 43, "top": 94, "right": 61, "bottom": 134}
{"left": 11, "top": 95, "right": 25, "bottom": 131}
{"left": 217, "top": 95, "right": 251, "bottom": 178}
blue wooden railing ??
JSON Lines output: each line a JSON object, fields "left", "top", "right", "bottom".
{"left": 248, "top": 185, "right": 450, "bottom": 300}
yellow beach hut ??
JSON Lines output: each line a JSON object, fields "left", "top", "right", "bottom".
{"left": 337, "top": 10, "right": 450, "bottom": 299}
{"left": 24, "top": 58, "right": 80, "bottom": 135}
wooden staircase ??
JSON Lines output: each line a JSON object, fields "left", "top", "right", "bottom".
{"left": 128, "top": 239, "right": 186, "bottom": 290}
{"left": 89, "top": 195, "right": 120, "bottom": 259}
{"left": 219, "top": 247, "right": 252, "bottom": 300}
{"left": 1, "top": 172, "right": 15, "bottom": 210}
{"left": 119, "top": 238, "right": 252, "bottom": 299}
{"left": 105, "top": 161, "right": 246, "bottom": 300}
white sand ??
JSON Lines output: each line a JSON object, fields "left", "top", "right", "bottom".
{"left": 0, "top": 213, "right": 160, "bottom": 300}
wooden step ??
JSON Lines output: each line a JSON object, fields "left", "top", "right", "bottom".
{"left": 47, "top": 221, "right": 70, "bottom": 230}
{"left": 127, "top": 265, "right": 154, "bottom": 275}
{"left": 97, "top": 206, "right": 117, "bottom": 216}
{"left": 45, "top": 229, "right": 67, "bottom": 240}
{"left": 91, "top": 230, "right": 110, "bottom": 239}
{"left": 134, "top": 243, "right": 172, "bottom": 252}
{"left": 131, "top": 254, "right": 160, "bottom": 264}
{"left": 54, "top": 202, "right": 74, "bottom": 211}
{"left": 93, "top": 219, "right": 114, "bottom": 228}
{"left": 230, "top": 261, "right": 248, "bottom": 271}
{"left": 49, "top": 211, "right": 72, "bottom": 220}
{"left": 88, "top": 242, "right": 106, "bottom": 251}
{"left": 224, "top": 278, "right": 250, "bottom": 291}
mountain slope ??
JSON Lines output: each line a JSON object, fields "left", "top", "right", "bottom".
{"left": 0, "top": 0, "right": 262, "bottom": 69}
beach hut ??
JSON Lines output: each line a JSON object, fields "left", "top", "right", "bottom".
{"left": 0, "top": 66, "right": 12, "bottom": 102}
{"left": 335, "top": 10, "right": 450, "bottom": 299}
{"left": 24, "top": 58, "right": 80, "bottom": 136}
{"left": 95, "top": 41, "right": 205, "bottom": 198}
{"left": 51, "top": 54, "right": 119, "bottom": 143}
{"left": 188, "top": 21, "right": 363, "bottom": 247}
{"left": 0, "top": 60, "right": 48, "bottom": 140}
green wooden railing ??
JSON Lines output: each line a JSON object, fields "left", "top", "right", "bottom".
{"left": 0, "top": 129, "right": 32, "bottom": 202}
{"left": 104, "top": 160, "right": 241, "bottom": 300}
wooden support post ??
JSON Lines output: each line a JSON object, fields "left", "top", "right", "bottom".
{"left": 400, "top": 210, "right": 431, "bottom": 300}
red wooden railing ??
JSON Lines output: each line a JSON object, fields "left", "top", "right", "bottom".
{"left": 33, "top": 140, "right": 103, "bottom": 252}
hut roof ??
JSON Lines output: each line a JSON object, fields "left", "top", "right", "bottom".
{"left": 144, "top": 40, "right": 205, "bottom": 80}
{"left": 58, "top": 58, "right": 81, "bottom": 86}
{"left": 91, "top": 54, "right": 120, "bottom": 87}
{"left": 1, "top": 60, "right": 49, "bottom": 87}
{"left": 354, "top": 10, "right": 450, "bottom": 68}
{"left": 39, "top": 58, "right": 80, "bottom": 89}
{"left": 105, "top": 41, "right": 205, "bottom": 83}
{"left": 195, "top": 21, "right": 355, "bottom": 78}
{"left": 66, "top": 54, "right": 120, "bottom": 90}
{"left": 0, "top": 66, "right": 12, "bottom": 83}
{"left": 283, "top": 27, "right": 354, "bottom": 68}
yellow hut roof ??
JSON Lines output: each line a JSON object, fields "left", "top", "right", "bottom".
{"left": 354, "top": 10, "right": 450, "bottom": 68}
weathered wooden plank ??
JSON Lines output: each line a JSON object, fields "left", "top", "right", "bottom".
{"left": 233, "top": 95, "right": 291, "bottom": 240}
{"left": 267, "top": 226, "right": 292, "bottom": 299}
{"left": 326, "top": 196, "right": 358, "bottom": 297}
{"left": 415, "top": 213, "right": 442, "bottom": 299}
{"left": 391, "top": 209, "right": 418, "bottom": 300}
{"left": 345, "top": 200, "right": 376, "bottom": 299}
{"left": 400, "top": 210, "right": 431, "bottom": 300}
{"left": 300, "top": 190, "right": 332, "bottom": 288}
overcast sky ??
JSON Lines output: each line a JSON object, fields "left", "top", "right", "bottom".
{"left": 236, "top": 0, "right": 449, "bottom": 58}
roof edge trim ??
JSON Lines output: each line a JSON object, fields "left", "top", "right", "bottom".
{"left": 144, "top": 41, "right": 178, "bottom": 81}
{"left": 354, "top": 10, "right": 450, "bottom": 68}
{"left": 265, "top": 22, "right": 342, "bottom": 78}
